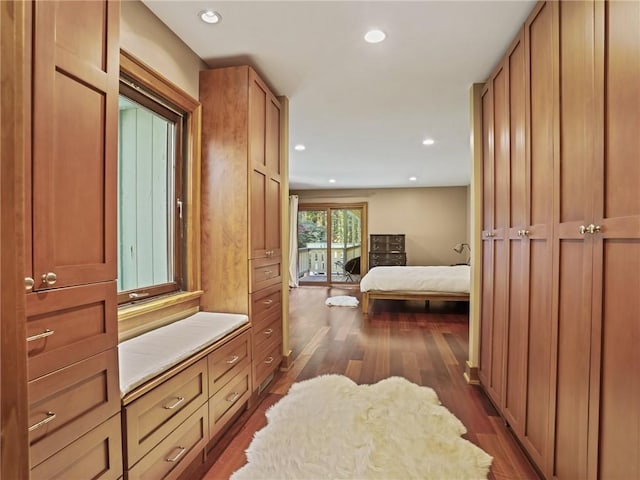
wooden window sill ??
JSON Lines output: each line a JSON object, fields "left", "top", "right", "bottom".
{"left": 118, "top": 290, "right": 203, "bottom": 342}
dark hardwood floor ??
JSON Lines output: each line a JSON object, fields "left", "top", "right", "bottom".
{"left": 204, "top": 286, "right": 540, "bottom": 480}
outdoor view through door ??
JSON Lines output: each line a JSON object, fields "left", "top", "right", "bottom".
{"left": 297, "top": 205, "right": 365, "bottom": 285}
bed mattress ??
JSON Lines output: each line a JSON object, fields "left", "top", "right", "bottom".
{"left": 360, "top": 265, "right": 470, "bottom": 293}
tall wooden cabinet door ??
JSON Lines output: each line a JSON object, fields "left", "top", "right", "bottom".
{"left": 485, "top": 61, "right": 510, "bottom": 408}
{"left": 503, "top": 31, "right": 528, "bottom": 438}
{"left": 591, "top": 2, "right": 640, "bottom": 478}
{"left": 479, "top": 85, "right": 495, "bottom": 390}
{"left": 265, "top": 97, "right": 282, "bottom": 258}
{"left": 552, "top": 2, "right": 597, "bottom": 479}
{"left": 31, "top": 0, "right": 119, "bottom": 290}
{"left": 522, "top": 2, "right": 556, "bottom": 474}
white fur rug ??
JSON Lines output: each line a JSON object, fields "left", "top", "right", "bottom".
{"left": 325, "top": 295, "right": 359, "bottom": 307}
{"left": 231, "top": 375, "right": 493, "bottom": 480}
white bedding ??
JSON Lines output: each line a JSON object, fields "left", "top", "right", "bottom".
{"left": 360, "top": 265, "right": 470, "bottom": 294}
{"left": 118, "top": 311, "right": 249, "bottom": 396}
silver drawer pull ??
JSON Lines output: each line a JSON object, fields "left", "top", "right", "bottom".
{"left": 165, "top": 446, "right": 187, "bottom": 463}
{"left": 163, "top": 396, "right": 185, "bottom": 410}
{"left": 264, "top": 356, "right": 274, "bottom": 365}
{"left": 263, "top": 270, "right": 273, "bottom": 275}
{"left": 263, "top": 328, "right": 274, "bottom": 336}
{"left": 225, "top": 355, "right": 240, "bottom": 365}
{"left": 263, "top": 299, "right": 274, "bottom": 306}
{"left": 225, "top": 392, "right": 240, "bottom": 403}
{"left": 27, "top": 329, "right": 54, "bottom": 342}
{"left": 28, "top": 411, "right": 56, "bottom": 432}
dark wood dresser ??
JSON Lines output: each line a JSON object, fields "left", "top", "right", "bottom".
{"left": 369, "top": 234, "right": 407, "bottom": 267}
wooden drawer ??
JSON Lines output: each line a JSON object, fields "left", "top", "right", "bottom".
{"left": 28, "top": 348, "right": 120, "bottom": 467}
{"left": 31, "top": 413, "right": 122, "bottom": 480}
{"left": 26, "top": 281, "right": 118, "bottom": 380}
{"left": 369, "top": 252, "right": 407, "bottom": 267}
{"left": 124, "top": 358, "right": 208, "bottom": 468}
{"left": 254, "top": 342, "right": 282, "bottom": 390}
{"left": 209, "top": 367, "right": 251, "bottom": 439}
{"left": 250, "top": 283, "right": 281, "bottom": 325}
{"left": 208, "top": 331, "right": 251, "bottom": 397}
{"left": 370, "top": 234, "right": 405, "bottom": 252}
{"left": 253, "top": 316, "right": 281, "bottom": 356}
{"left": 249, "top": 256, "right": 282, "bottom": 293}
{"left": 127, "top": 403, "right": 208, "bottom": 480}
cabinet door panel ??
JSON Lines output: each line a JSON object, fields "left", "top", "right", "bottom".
{"left": 265, "top": 97, "right": 281, "bottom": 176}
{"left": 594, "top": 3, "right": 640, "bottom": 477}
{"left": 249, "top": 75, "right": 267, "bottom": 169}
{"left": 266, "top": 176, "right": 281, "bottom": 256}
{"left": 597, "top": 240, "right": 640, "bottom": 479}
{"left": 251, "top": 169, "right": 267, "bottom": 257}
{"left": 31, "top": 0, "right": 118, "bottom": 289}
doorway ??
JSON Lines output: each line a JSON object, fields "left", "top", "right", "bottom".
{"left": 297, "top": 203, "right": 367, "bottom": 286}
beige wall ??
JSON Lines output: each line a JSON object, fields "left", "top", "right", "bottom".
{"left": 293, "top": 187, "right": 469, "bottom": 267}
{"left": 120, "top": 1, "right": 207, "bottom": 98}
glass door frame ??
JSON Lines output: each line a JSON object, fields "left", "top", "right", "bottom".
{"left": 297, "top": 202, "right": 368, "bottom": 286}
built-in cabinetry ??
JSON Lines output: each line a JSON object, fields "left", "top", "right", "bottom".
{"left": 200, "top": 66, "right": 283, "bottom": 394}
{"left": 120, "top": 315, "right": 251, "bottom": 479}
{"left": 479, "top": 1, "right": 640, "bottom": 478}
{"left": 369, "top": 234, "right": 407, "bottom": 267}
{"left": 25, "top": 1, "right": 122, "bottom": 477}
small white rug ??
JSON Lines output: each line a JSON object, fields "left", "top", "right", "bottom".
{"left": 231, "top": 375, "right": 493, "bottom": 480}
{"left": 325, "top": 295, "right": 359, "bottom": 307}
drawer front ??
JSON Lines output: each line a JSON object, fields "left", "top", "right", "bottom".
{"left": 369, "top": 252, "right": 407, "bottom": 267}
{"left": 370, "top": 235, "right": 405, "bottom": 252}
{"left": 209, "top": 367, "right": 251, "bottom": 439}
{"left": 250, "top": 257, "right": 282, "bottom": 293}
{"left": 124, "top": 358, "right": 208, "bottom": 468}
{"left": 254, "top": 343, "right": 282, "bottom": 390}
{"left": 31, "top": 413, "right": 123, "bottom": 480}
{"left": 253, "top": 316, "right": 281, "bottom": 357}
{"left": 127, "top": 403, "right": 208, "bottom": 480}
{"left": 250, "top": 284, "right": 281, "bottom": 325}
{"left": 28, "top": 348, "right": 120, "bottom": 467}
{"left": 27, "top": 281, "right": 118, "bottom": 380}
{"left": 208, "top": 331, "right": 251, "bottom": 397}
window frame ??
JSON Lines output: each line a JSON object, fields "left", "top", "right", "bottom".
{"left": 117, "top": 81, "right": 185, "bottom": 304}
{"left": 117, "top": 50, "right": 202, "bottom": 339}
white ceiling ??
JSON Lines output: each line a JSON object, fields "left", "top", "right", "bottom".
{"left": 143, "top": 1, "right": 534, "bottom": 190}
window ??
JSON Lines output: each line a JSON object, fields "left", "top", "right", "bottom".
{"left": 117, "top": 78, "right": 185, "bottom": 303}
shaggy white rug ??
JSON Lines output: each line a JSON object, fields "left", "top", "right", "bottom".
{"left": 231, "top": 375, "right": 493, "bottom": 480}
{"left": 325, "top": 295, "right": 359, "bottom": 307}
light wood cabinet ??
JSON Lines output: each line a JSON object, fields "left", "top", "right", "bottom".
{"left": 200, "top": 66, "right": 283, "bottom": 393}
{"left": 479, "top": 1, "right": 640, "bottom": 479}
{"left": 25, "top": 0, "right": 121, "bottom": 474}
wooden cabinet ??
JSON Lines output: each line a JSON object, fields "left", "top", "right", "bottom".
{"left": 369, "top": 234, "right": 407, "bottom": 267}
{"left": 479, "top": 1, "right": 640, "bottom": 479}
{"left": 25, "top": 0, "right": 121, "bottom": 474}
{"left": 121, "top": 328, "right": 253, "bottom": 478}
{"left": 200, "top": 66, "right": 283, "bottom": 393}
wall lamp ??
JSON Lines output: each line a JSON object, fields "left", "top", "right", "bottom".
{"left": 453, "top": 242, "right": 470, "bottom": 264}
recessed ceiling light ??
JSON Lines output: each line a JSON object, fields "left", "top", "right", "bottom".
{"left": 409, "top": 176, "right": 417, "bottom": 182}
{"left": 422, "top": 138, "right": 435, "bottom": 146}
{"left": 294, "top": 144, "right": 306, "bottom": 151}
{"left": 329, "top": 179, "right": 337, "bottom": 184}
{"left": 364, "top": 29, "right": 386, "bottom": 44}
{"left": 199, "top": 10, "right": 221, "bottom": 24}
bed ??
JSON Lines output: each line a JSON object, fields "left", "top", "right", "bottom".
{"left": 359, "top": 265, "right": 470, "bottom": 314}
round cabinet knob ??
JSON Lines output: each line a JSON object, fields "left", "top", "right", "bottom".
{"left": 25, "top": 277, "right": 35, "bottom": 292}
{"left": 41, "top": 272, "right": 57, "bottom": 286}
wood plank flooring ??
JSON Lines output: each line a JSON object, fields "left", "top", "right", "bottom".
{"left": 203, "top": 286, "right": 541, "bottom": 479}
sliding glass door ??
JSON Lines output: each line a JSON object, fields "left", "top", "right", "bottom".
{"left": 297, "top": 204, "right": 365, "bottom": 285}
